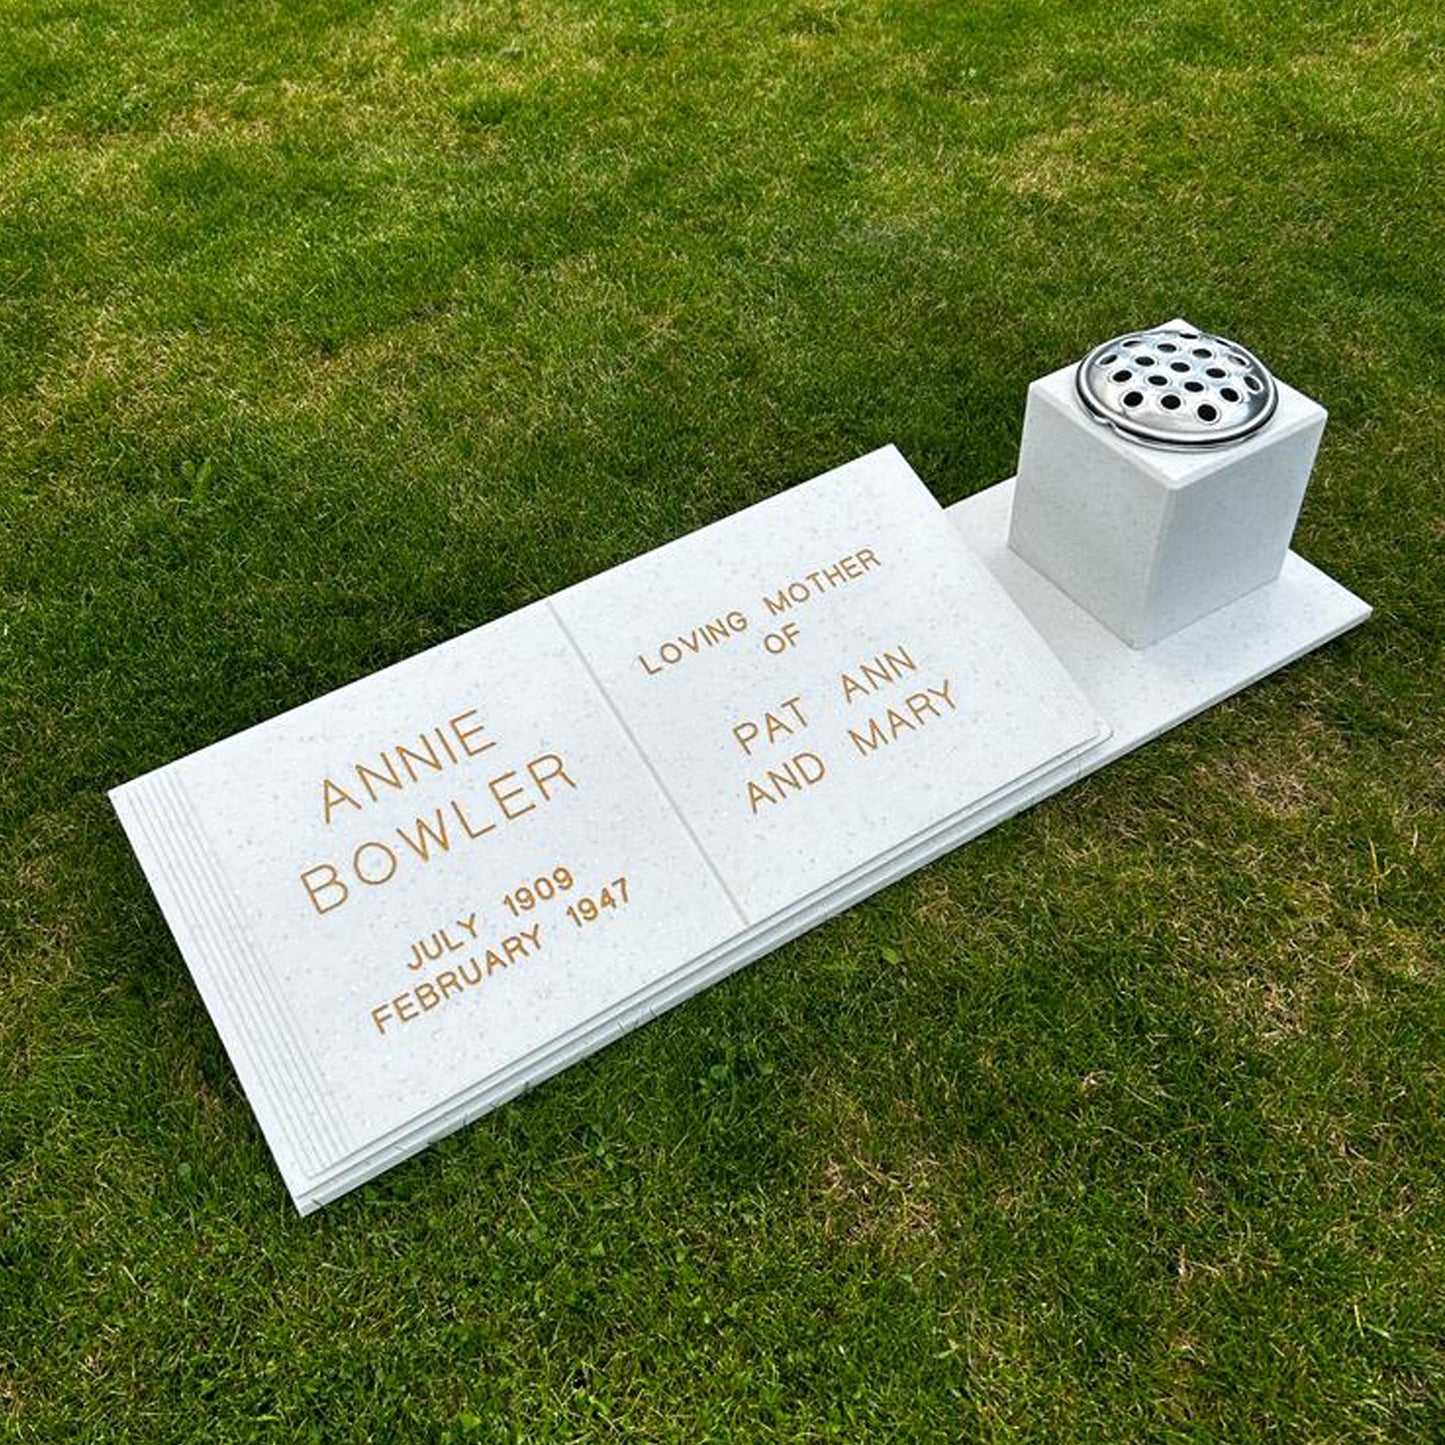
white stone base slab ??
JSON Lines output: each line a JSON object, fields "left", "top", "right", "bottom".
{"left": 948, "top": 477, "right": 1371, "bottom": 766}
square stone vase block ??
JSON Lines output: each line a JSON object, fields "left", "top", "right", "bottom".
{"left": 1007, "top": 323, "right": 1325, "bottom": 649}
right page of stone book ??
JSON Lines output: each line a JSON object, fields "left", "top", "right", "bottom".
{"left": 553, "top": 444, "right": 1109, "bottom": 924}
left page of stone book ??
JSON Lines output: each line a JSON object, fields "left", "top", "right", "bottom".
{"left": 109, "top": 600, "right": 745, "bottom": 1205}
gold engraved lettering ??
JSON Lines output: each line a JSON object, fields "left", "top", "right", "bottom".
{"left": 527, "top": 752, "right": 576, "bottom": 800}
{"left": 302, "top": 750, "right": 577, "bottom": 914}
{"left": 732, "top": 696, "right": 808, "bottom": 757}
{"left": 449, "top": 799, "right": 497, "bottom": 840}
{"left": 355, "top": 754, "right": 404, "bottom": 804}
{"left": 745, "top": 750, "right": 827, "bottom": 812}
{"left": 848, "top": 679, "right": 957, "bottom": 757}
{"left": 762, "top": 549, "right": 882, "bottom": 616}
{"left": 322, "top": 778, "right": 362, "bottom": 825}
{"left": 370, "top": 926, "right": 548, "bottom": 1035}
{"left": 840, "top": 644, "right": 917, "bottom": 703}
{"left": 489, "top": 771, "right": 536, "bottom": 822}
{"left": 395, "top": 734, "right": 444, "bottom": 783}
{"left": 636, "top": 611, "right": 749, "bottom": 678}
{"left": 395, "top": 809, "right": 453, "bottom": 862}
{"left": 320, "top": 707, "right": 503, "bottom": 822}
{"left": 450, "top": 710, "right": 496, "bottom": 758}
{"left": 301, "top": 863, "right": 349, "bottom": 915}
{"left": 353, "top": 840, "right": 399, "bottom": 886}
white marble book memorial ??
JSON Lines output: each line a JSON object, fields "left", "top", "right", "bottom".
{"left": 111, "top": 320, "right": 1370, "bottom": 1213}
{"left": 113, "top": 448, "right": 1111, "bottom": 1211}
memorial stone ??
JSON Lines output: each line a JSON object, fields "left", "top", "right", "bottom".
{"left": 111, "top": 322, "right": 1371, "bottom": 1212}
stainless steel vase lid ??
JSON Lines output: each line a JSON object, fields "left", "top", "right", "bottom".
{"left": 1074, "top": 325, "right": 1278, "bottom": 449}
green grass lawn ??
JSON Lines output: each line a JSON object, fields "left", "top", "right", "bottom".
{"left": 2, "top": 0, "right": 1442, "bottom": 1438}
